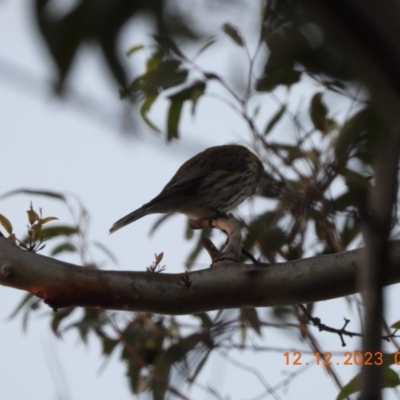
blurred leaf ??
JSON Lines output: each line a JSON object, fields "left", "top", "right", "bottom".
{"left": 168, "top": 81, "right": 206, "bottom": 116}
{"left": 34, "top": 0, "right": 137, "bottom": 90}
{"left": 149, "top": 213, "right": 175, "bottom": 236}
{"left": 272, "top": 306, "right": 295, "bottom": 321}
{"left": 8, "top": 292, "right": 41, "bottom": 333}
{"left": 193, "top": 313, "right": 213, "bottom": 327}
{"left": 222, "top": 23, "right": 244, "bottom": 46}
{"left": 92, "top": 241, "right": 118, "bottom": 265}
{"left": 271, "top": 143, "right": 303, "bottom": 164}
{"left": 336, "top": 372, "right": 360, "bottom": 400}
{"left": 194, "top": 37, "right": 217, "bottom": 59}
{"left": 305, "top": 303, "right": 315, "bottom": 315}
{"left": 264, "top": 104, "right": 286, "bottom": 135}
{"left": 122, "top": 318, "right": 166, "bottom": 395}
{"left": 323, "top": 79, "right": 346, "bottom": 90}
{"left": 66, "top": 309, "right": 103, "bottom": 344}
{"left": 168, "top": 81, "right": 206, "bottom": 102}
{"left": 264, "top": 49, "right": 295, "bottom": 75}
{"left": 133, "top": 60, "right": 189, "bottom": 95}
{"left": 126, "top": 44, "right": 144, "bottom": 57}
{"left": 8, "top": 292, "right": 35, "bottom": 320}
{"left": 32, "top": 223, "right": 42, "bottom": 241}
{"left": 152, "top": 333, "right": 204, "bottom": 397}
{"left": 191, "top": 85, "right": 204, "bottom": 115}
{"left": 185, "top": 228, "right": 212, "bottom": 269}
{"left": 343, "top": 169, "right": 370, "bottom": 208}
{"left": 246, "top": 211, "right": 287, "bottom": 257}
{"left": 188, "top": 350, "right": 212, "bottom": 384}
{"left": 0, "top": 214, "right": 13, "bottom": 234}
{"left": 204, "top": 72, "right": 220, "bottom": 81}
{"left": 51, "top": 307, "right": 76, "bottom": 337}
{"left": 310, "top": 92, "right": 328, "bottom": 132}
{"left": 146, "top": 49, "right": 164, "bottom": 71}
{"left": 0, "top": 188, "right": 67, "bottom": 201}
{"left": 101, "top": 336, "right": 119, "bottom": 356}
{"left": 265, "top": 26, "right": 311, "bottom": 58}
{"left": 153, "top": 35, "right": 185, "bottom": 58}
{"left": 155, "top": 252, "right": 164, "bottom": 264}
{"left": 7, "top": 233, "right": 17, "bottom": 245}
{"left": 27, "top": 208, "right": 40, "bottom": 224}
{"left": 334, "top": 108, "right": 370, "bottom": 169}
{"left": 167, "top": 99, "right": 183, "bottom": 141}
{"left": 337, "top": 367, "right": 400, "bottom": 400}
{"left": 185, "top": 220, "right": 194, "bottom": 239}
{"left": 391, "top": 321, "right": 400, "bottom": 330}
{"left": 332, "top": 191, "right": 356, "bottom": 212}
{"left": 305, "top": 148, "right": 321, "bottom": 167}
{"left": 341, "top": 218, "right": 359, "bottom": 248}
{"left": 140, "top": 94, "right": 161, "bottom": 132}
{"left": 41, "top": 216, "right": 58, "bottom": 224}
{"left": 51, "top": 242, "right": 77, "bottom": 256}
{"left": 256, "top": 70, "right": 301, "bottom": 92}
{"left": 30, "top": 225, "right": 78, "bottom": 241}
{"left": 240, "top": 308, "right": 262, "bottom": 337}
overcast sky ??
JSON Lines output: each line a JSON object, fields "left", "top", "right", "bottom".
{"left": 2, "top": 1, "right": 400, "bottom": 399}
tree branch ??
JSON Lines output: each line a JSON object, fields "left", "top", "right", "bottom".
{"left": 1, "top": 237, "right": 400, "bottom": 314}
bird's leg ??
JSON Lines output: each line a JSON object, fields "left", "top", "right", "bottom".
{"left": 189, "top": 214, "right": 242, "bottom": 266}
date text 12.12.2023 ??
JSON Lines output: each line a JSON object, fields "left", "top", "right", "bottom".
{"left": 283, "top": 351, "right": 392, "bottom": 366}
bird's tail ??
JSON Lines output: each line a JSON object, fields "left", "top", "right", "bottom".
{"left": 109, "top": 206, "right": 150, "bottom": 234}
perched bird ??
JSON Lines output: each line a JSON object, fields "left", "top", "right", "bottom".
{"left": 109, "top": 144, "right": 264, "bottom": 233}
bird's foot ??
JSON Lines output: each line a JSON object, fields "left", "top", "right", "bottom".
{"left": 190, "top": 214, "right": 242, "bottom": 266}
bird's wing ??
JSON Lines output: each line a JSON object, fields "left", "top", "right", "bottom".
{"left": 164, "top": 149, "right": 244, "bottom": 190}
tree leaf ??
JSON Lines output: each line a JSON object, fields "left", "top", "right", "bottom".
{"left": 92, "top": 241, "right": 119, "bottom": 265}
{"left": 167, "top": 99, "right": 183, "bottom": 141}
{"left": 7, "top": 292, "right": 34, "bottom": 320}
{"left": 41, "top": 216, "right": 58, "bottom": 224}
{"left": 22, "top": 225, "right": 78, "bottom": 243}
{"left": 126, "top": 44, "right": 144, "bottom": 57}
{"left": 0, "top": 188, "right": 67, "bottom": 201}
{"left": 146, "top": 49, "right": 164, "bottom": 71}
{"left": 140, "top": 94, "right": 161, "bottom": 132}
{"left": 336, "top": 372, "right": 360, "bottom": 400}
{"left": 0, "top": 214, "right": 13, "bottom": 234}
{"left": 256, "top": 70, "right": 301, "bottom": 91}
{"left": 310, "top": 92, "right": 328, "bottom": 132}
{"left": 27, "top": 208, "right": 40, "bottom": 224}
{"left": 185, "top": 228, "right": 212, "bottom": 269}
{"left": 222, "top": 23, "right": 244, "bottom": 46}
{"left": 337, "top": 367, "right": 400, "bottom": 400}
{"left": 264, "top": 104, "right": 286, "bottom": 135}
{"left": 149, "top": 213, "right": 175, "bottom": 236}
{"left": 50, "top": 242, "right": 77, "bottom": 256}
{"left": 391, "top": 321, "right": 400, "bottom": 330}
{"left": 153, "top": 35, "right": 185, "bottom": 58}
{"left": 7, "top": 233, "right": 17, "bottom": 245}
{"left": 193, "top": 37, "right": 217, "bottom": 59}
{"left": 51, "top": 307, "right": 76, "bottom": 337}
{"left": 240, "top": 308, "right": 262, "bottom": 337}
{"left": 168, "top": 81, "right": 206, "bottom": 116}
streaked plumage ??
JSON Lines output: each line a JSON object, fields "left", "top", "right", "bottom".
{"left": 109, "top": 145, "right": 264, "bottom": 233}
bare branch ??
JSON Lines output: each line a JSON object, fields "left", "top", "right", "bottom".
{"left": 1, "top": 237, "right": 400, "bottom": 314}
{"left": 298, "top": 305, "right": 400, "bottom": 347}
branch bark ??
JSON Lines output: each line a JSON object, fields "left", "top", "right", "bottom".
{"left": 1, "top": 236, "right": 400, "bottom": 314}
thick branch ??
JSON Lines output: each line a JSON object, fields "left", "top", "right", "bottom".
{"left": 1, "top": 237, "right": 400, "bottom": 314}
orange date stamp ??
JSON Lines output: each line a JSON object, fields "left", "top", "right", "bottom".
{"left": 283, "top": 351, "right": 397, "bottom": 366}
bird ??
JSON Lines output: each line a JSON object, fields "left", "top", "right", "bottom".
{"left": 109, "top": 144, "right": 264, "bottom": 233}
